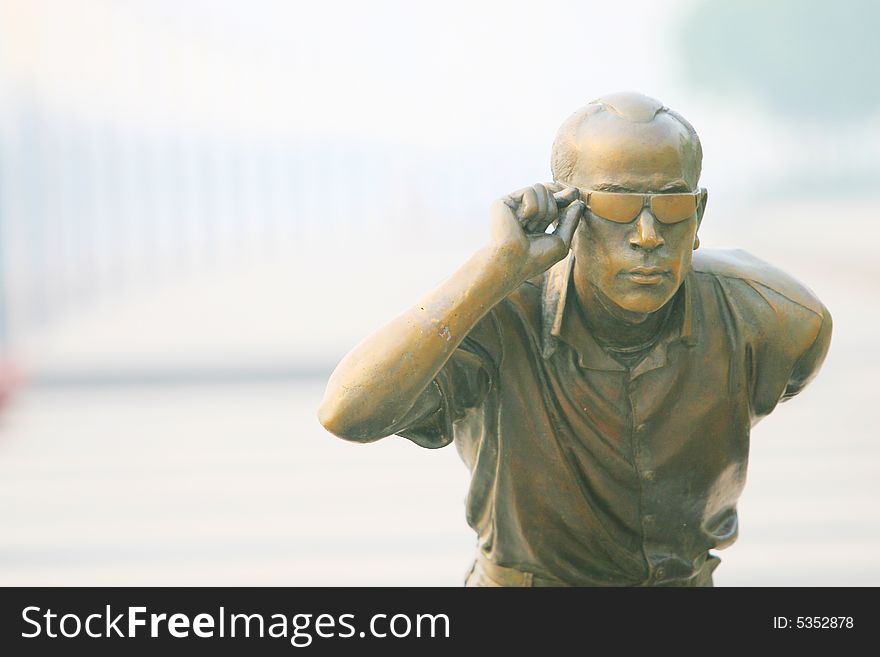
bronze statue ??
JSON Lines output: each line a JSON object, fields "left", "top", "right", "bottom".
{"left": 318, "top": 92, "right": 832, "bottom": 587}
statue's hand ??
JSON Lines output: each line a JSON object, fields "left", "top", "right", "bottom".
{"left": 489, "top": 183, "right": 584, "bottom": 284}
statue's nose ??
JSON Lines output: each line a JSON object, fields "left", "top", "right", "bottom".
{"left": 629, "top": 209, "right": 664, "bottom": 251}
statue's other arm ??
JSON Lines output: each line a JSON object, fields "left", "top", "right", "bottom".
{"left": 780, "top": 302, "right": 832, "bottom": 402}
{"left": 317, "top": 184, "right": 584, "bottom": 443}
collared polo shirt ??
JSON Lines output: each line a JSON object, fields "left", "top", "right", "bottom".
{"left": 396, "top": 248, "right": 832, "bottom": 586}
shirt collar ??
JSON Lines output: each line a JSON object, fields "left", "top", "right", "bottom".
{"left": 540, "top": 252, "right": 697, "bottom": 371}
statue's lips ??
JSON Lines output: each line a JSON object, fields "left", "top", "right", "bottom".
{"left": 623, "top": 267, "right": 668, "bottom": 285}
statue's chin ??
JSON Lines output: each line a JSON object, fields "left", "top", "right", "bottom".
{"left": 604, "top": 287, "right": 675, "bottom": 319}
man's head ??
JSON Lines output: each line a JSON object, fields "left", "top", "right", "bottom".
{"left": 552, "top": 92, "right": 707, "bottom": 318}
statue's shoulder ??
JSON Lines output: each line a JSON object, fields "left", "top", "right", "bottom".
{"left": 691, "top": 248, "right": 825, "bottom": 318}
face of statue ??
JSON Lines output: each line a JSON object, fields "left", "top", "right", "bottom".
{"left": 563, "top": 111, "right": 707, "bottom": 320}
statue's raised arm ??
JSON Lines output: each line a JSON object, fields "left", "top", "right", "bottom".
{"left": 318, "top": 184, "right": 583, "bottom": 442}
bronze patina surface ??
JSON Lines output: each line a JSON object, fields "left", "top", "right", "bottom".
{"left": 318, "top": 92, "right": 832, "bottom": 586}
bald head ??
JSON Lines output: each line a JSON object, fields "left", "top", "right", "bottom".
{"left": 551, "top": 92, "right": 703, "bottom": 191}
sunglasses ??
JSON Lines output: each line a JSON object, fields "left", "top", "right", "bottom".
{"left": 581, "top": 188, "right": 704, "bottom": 225}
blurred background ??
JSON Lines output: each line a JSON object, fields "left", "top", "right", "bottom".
{"left": 0, "top": 0, "right": 877, "bottom": 585}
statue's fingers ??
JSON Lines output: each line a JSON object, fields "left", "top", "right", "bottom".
{"left": 545, "top": 186, "right": 559, "bottom": 223}
{"left": 553, "top": 200, "right": 585, "bottom": 248}
{"left": 553, "top": 186, "right": 580, "bottom": 208}
{"left": 518, "top": 187, "right": 539, "bottom": 223}
{"left": 533, "top": 184, "right": 549, "bottom": 215}
{"left": 528, "top": 185, "right": 558, "bottom": 233}
{"left": 531, "top": 215, "right": 557, "bottom": 235}
{"left": 501, "top": 196, "right": 519, "bottom": 210}
{"left": 506, "top": 187, "right": 532, "bottom": 204}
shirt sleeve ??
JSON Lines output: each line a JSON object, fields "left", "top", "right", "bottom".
{"left": 745, "top": 284, "right": 832, "bottom": 422}
{"left": 780, "top": 302, "right": 832, "bottom": 402}
{"left": 394, "top": 308, "right": 502, "bottom": 449}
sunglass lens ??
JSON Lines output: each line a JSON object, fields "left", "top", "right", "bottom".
{"left": 651, "top": 194, "right": 697, "bottom": 223}
{"left": 589, "top": 192, "right": 643, "bottom": 223}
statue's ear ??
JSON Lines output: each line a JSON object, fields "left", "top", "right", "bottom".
{"left": 694, "top": 188, "right": 708, "bottom": 250}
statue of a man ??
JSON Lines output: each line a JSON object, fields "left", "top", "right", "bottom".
{"left": 318, "top": 92, "right": 832, "bottom": 587}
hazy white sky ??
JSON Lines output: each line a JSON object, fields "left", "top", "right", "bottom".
{"left": 1, "top": 0, "right": 692, "bottom": 147}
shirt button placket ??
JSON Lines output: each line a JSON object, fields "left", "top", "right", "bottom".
{"left": 633, "top": 416, "right": 657, "bottom": 578}
{"left": 628, "top": 378, "right": 655, "bottom": 581}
